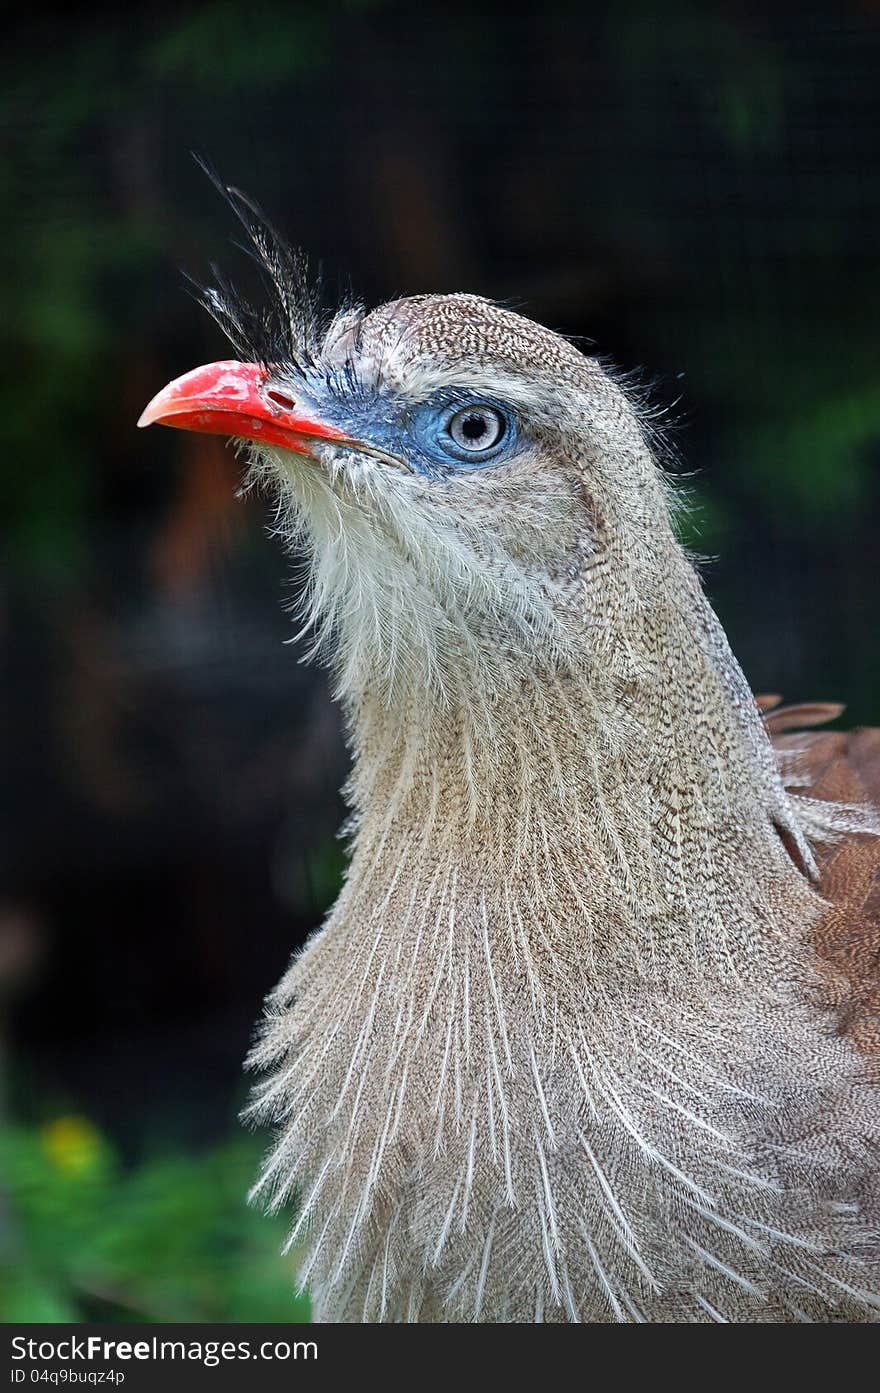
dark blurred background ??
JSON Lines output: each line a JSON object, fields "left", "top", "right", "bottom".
{"left": 2, "top": 0, "right": 879, "bottom": 1322}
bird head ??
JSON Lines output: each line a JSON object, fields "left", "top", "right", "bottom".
{"left": 139, "top": 195, "right": 678, "bottom": 716}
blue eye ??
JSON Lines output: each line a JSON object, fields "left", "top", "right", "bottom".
{"left": 409, "top": 398, "right": 515, "bottom": 471}
{"left": 446, "top": 405, "right": 506, "bottom": 454}
{"left": 432, "top": 402, "right": 512, "bottom": 467}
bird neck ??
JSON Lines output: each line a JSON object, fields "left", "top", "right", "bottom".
{"left": 337, "top": 558, "right": 821, "bottom": 994}
{"left": 247, "top": 545, "right": 856, "bottom": 1316}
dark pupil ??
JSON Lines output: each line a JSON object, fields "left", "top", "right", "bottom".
{"left": 461, "top": 412, "right": 488, "bottom": 442}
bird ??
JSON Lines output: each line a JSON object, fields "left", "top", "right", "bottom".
{"left": 138, "top": 186, "right": 880, "bottom": 1323}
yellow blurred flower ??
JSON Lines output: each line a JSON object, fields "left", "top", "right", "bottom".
{"left": 40, "top": 1116, "right": 104, "bottom": 1176}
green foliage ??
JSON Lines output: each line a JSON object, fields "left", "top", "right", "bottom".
{"left": 0, "top": 1117, "right": 309, "bottom": 1323}
{"left": 737, "top": 383, "right": 880, "bottom": 520}
{"left": 148, "top": 4, "right": 329, "bottom": 90}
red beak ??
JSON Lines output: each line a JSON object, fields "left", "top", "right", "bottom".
{"left": 137, "top": 360, "right": 349, "bottom": 455}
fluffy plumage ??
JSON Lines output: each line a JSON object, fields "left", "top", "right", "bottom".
{"left": 193, "top": 211, "right": 880, "bottom": 1321}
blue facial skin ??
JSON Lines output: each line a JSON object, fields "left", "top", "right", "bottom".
{"left": 291, "top": 375, "right": 521, "bottom": 480}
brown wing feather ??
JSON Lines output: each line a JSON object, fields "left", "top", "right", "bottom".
{"left": 763, "top": 699, "right": 880, "bottom": 1059}
{"left": 762, "top": 700, "right": 846, "bottom": 734}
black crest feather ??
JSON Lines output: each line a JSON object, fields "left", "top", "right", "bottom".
{"left": 190, "top": 156, "right": 335, "bottom": 376}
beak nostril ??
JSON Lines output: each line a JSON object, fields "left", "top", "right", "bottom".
{"left": 266, "top": 389, "right": 296, "bottom": 411}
